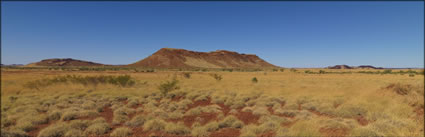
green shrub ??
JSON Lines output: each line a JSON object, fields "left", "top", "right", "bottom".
{"left": 158, "top": 79, "right": 180, "bottom": 96}
{"left": 252, "top": 77, "right": 258, "bottom": 83}
{"left": 290, "top": 68, "right": 297, "bottom": 72}
{"left": 110, "top": 127, "right": 133, "bottom": 137}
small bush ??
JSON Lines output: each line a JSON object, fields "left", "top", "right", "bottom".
{"left": 165, "top": 122, "right": 191, "bottom": 135}
{"left": 112, "top": 115, "right": 129, "bottom": 125}
{"left": 182, "top": 72, "right": 191, "bottom": 79}
{"left": 144, "top": 119, "right": 167, "bottom": 132}
{"left": 210, "top": 73, "right": 223, "bottom": 81}
{"left": 252, "top": 77, "right": 258, "bottom": 83}
{"left": 159, "top": 79, "right": 180, "bottom": 96}
{"left": 84, "top": 122, "right": 111, "bottom": 135}
{"left": 191, "top": 127, "right": 209, "bottom": 137}
{"left": 69, "top": 120, "right": 90, "bottom": 131}
{"left": 38, "top": 123, "right": 70, "bottom": 137}
{"left": 64, "top": 129, "right": 85, "bottom": 137}
{"left": 125, "top": 115, "right": 146, "bottom": 127}
{"left": 110, "top": 127, "right": 133, "bottom": 137}
{"left": 61, "top": 111, "right": 79, "bottom": 121}
{"left": 1, "top": 129, "right": 28, "bottom": 137}
{"left": 218, "top": 115, "right": 242, "bottom": 129}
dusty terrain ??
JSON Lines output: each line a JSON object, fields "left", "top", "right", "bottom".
{"left": 1, "top": 68, "right": 424, "bottom": 137}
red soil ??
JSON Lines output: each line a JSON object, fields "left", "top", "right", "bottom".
{"left": 187, "top": 98, "right": 212, "bottom": 110}
{"left": 217, "top": 103, "right": 231, "bottom": 115}
{"left": 210, "top": 128, "right": 241, "bottom": 137}
{"left": 319, "top": 127, "right": 349, "bottom": 137}
{"left": 100, "top": 106, "right": 114, "bottom": 123}
{"left": 355, "top": 116, "right": 369, "bottom": 126}
{"left": 258, "top": 131, "right": 276, "bottom": 137}
{"left": 233, "top": 109, "right": 259, "bottom": 125}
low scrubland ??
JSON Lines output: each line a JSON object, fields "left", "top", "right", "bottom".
{"left": 1, "top": 68, "right": 424, "bottom": 137}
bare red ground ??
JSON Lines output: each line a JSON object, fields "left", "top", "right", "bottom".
{"left": 217, "top": 103, "right": 231, "bottom": 115}
{"left": 187, "top": 98, "right": 212, "bottom": 110}
{"left": 257, "top": 131, "right": 276, "bottom": 137}
{"left": 100, "top": 106, "right": 114, "bottom": 123}
{"left": 319, "top": 127, "right": 349, "bottom": 137}
{"left": 210, "top": 128, "right": 240, "bottom": 137}
{"left": 355, "top": 116, "right": 369, "bottom": 126}
{"left": 233, "top": 109, "right": 259, "bottom": 125}
{"left": 267, "top": 107, "right": 274, "bottom": 114}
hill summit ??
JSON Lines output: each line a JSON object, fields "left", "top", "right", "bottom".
{"left": 128, "top": 48, "right": 279, "bottom": 69}
{"left": 27, "top": 58, "right": 104, "bottom": 67}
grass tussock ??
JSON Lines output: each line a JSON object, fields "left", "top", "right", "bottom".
{"left": 110, "top": 127, "right": 133, "bottom": 137}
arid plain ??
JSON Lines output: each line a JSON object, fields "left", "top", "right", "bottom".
{"left": 1, "top": 67, "right": 424, "bottom": 137}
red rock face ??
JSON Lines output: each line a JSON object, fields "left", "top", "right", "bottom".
{"left": 128, "top": 48, "right": 279, "bottom": 69}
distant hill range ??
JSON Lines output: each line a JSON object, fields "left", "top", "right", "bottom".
{"left": 23, "top": 48, "right": 279, "bottom": 69}
{"left": 327, "top": 65, "right": 384, "bottom": 69}
{"left": 26, "top": 58, "right": 105, "bottom": 67}
{"left": 127, "top": 48, "right": 278, "bottom": 69}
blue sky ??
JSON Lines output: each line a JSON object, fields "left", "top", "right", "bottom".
{"left": 2, "top": 2, "right": 424, "bottom": 68}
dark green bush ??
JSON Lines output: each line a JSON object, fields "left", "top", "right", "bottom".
{"left": 252, "top": 77, "right": 258, "bottom": 83}
{"left": 159, "top": 79, "right": 180, "bottom": 96}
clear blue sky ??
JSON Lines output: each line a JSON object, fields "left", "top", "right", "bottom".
{"left": 2, "top": 2, "right": 424, "bottom": 68}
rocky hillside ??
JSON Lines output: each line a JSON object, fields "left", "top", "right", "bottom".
{"left": 26, "top": 58, "right": 105, "bottom": 67}
{"left": 128, "top": 48, "right": 279, "bottom": 69}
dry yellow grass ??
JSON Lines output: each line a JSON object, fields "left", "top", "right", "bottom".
{"left": 1, "top": 68, "right": 424, "bottom": 137}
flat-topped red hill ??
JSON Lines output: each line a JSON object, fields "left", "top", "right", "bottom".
{"left": 128, "top": 48, "right": 279, "bottom": 69}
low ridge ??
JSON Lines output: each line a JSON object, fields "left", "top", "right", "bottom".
{"left": 26, "top": 58, "right": 105, "bottom": 67}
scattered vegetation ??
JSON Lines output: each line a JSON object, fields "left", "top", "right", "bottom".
{"left": 158, "top": 78, "right": 180, "bottom": 96}
{"left": 210, "top": 73, "right": 223, "bottom": 81}
{"left": 24, "top": 75, "right": 136, "bottom": 90}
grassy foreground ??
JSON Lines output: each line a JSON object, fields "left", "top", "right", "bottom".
{"left": 1, "top": 68, "right": 424, "bottom": 137}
